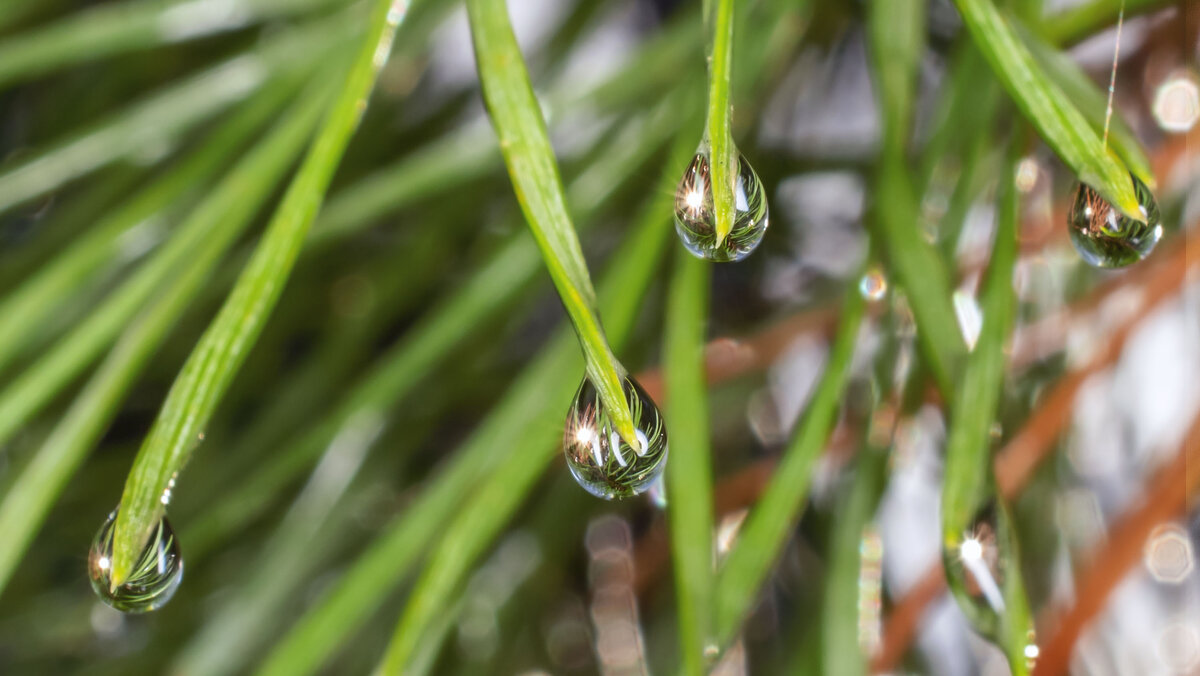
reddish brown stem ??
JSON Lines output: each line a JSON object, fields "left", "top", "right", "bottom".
{"left": 871, "top": 232, "right": 1195, "bottom": 673}
{"left": 1032, "top": 411, "right": 1200, "bottom": 676}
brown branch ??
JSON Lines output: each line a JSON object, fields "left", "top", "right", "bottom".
{"left": 871, "top": 232, "right": 1196, "bottom": 672}
{"left": 1031, "top": 411, "right": 1200, "bottom": 676}
{"left": 636, "top": 306, "right": 839, "bottom": 404}
{"left": 627, "top": 130, "right": 1197, "bottom": 661}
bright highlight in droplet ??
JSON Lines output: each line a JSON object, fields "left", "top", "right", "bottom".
{"left": 1024, "top": 643, "right": 1040, "bottom": 660}
{"left": 961, "top": 537, "right": 983, "bottom": 561}
{"left": 575, "top": 426, "right": 595, "bottom": 445}
{"left": 673, "top": 148, "right": 769, "bottom": 262}
{"left": 563, "top": 375, "right": 667, "bottom": 500}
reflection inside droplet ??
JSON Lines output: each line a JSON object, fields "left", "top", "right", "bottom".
{"left": 88, "top": 509, "right": 183, "bottom": 613}
{"left": 673, "top": 146, "right": 769, "bottom": 262}
{"left": 1067, "top": 173, "right": 1162, "bottom": 268}
{"left": 563, "top": 375, "right": 668, "bottom": 500}
{"left": 942, "top": 502, "right": 1009, "bottom": 639}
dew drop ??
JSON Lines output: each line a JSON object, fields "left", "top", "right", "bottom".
{"left": 1023, "top": 629, "right": 1040, "bottom": 671}
{"left": 859, "top": 267, "right": 888, "bottom": 301}
{"left": 673, "top": 147, "right": 769, "bottom": 262}
{"left": 88, "top": 509, "right": 183, "bottom": 613}
{"left": 942, "top": 502, "right": 1008, "bottom": 639}
{"left": 563, "top": 375, "right": 667, "bottom": 500}
{"left": 1067, "top": 173, "right": 1162, "bottom": 268}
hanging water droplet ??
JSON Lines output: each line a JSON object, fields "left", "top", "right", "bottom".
{"left": 859, "top": 267, "right": 888, "bottom": 301}
{"left": 942, "top": 502, "right": 1008, "bottom": 638}
{"left": 563, "top": 375, "right": 667, "bottom": 500}
{"left": 673, "top": 147, "right": 769, "bottom": 262}
{"left": 88, "top": 509, "right": 183, "bottom": 613}
{"left": 1067, "top": 173, "right": 1162, "bottom": 268}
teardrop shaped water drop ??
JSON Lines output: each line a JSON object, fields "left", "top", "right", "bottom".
{"left": 88, "top": 509, "right": 183, "bottom": 613}
{"left": 1067, "top": 173, "right": 1162, "bottom": 268}
{"left": 859, "top": 266, "right": 888, "bottom": 302}
{"left": 941, "top": 502, "right": 1008, "bottom": 639}
{"left": 563, "top": 375, "right": 667, "bottom": 500}
{"left": 673, "top": 147, "right": 769, "bottom": 262}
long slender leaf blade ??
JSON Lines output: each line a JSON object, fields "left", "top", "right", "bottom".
{"left": 0, "top": 76, "right": 320, "bottom": 453}
{"left": 868, "top": 0, "right": 965, "bottom": 395}
{"left": 0, "top": 0, "right": 351, "bottom": 88}
{"left": 0, "top": 74, "right": 298, "bottom": 377}
{"left": 466, "top": 0, "right": 638, "bottom": 448}
{"left": 713, "top": 286, "right": 865, "bottom": 644}
{"left": 0, "top": 11, "right": 357, "bottom": 214}
{"left": 664, "top": 247, "right": 715, "bottom": 675}
{"left": 952, "top": 0, "right": 1142, "bottom": 219}
{"left": 706, "top": 0, "right": 735, "bottom": 245}
{"left": 374, "top": 177, "right": 676, "bottom": 676}
{"left": 867, "top": 0, "right": 925, "bottom": 153}
{"left": 940, "top": 148, "right": 1034, "bottom": 673}
{"left": 108, "top": 0, "right": 406, "bottom": 586}
{"left": 0, "top": 86, "right": 328, "bottom": 598}
{"left": 1013, "top": 16, "right": 1155, "bottom": 186}
{"left": 821, "top": 448, "right": 886, "bottom": 676}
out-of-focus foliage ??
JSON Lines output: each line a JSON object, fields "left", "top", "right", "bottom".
{"left": 0, "top": 0, "right": 1195, "bottom": 675}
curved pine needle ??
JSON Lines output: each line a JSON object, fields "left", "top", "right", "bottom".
{"left": 939, "top": 147, "right": 1034, "bottom": 674}
{"left": 466, "top": 0, "right": 638, "bottom": 449}
{"left": 108, "top": 0, "right": 406, "bottom": 587}
{"left": 664, "top": 246, "right": 716, "bottom": 675}
{"left": 0, "top": 0, "right": 352, "bottom": 88}
{"left": 705, "top": 0, "right": 736, "bottom": 246}
{"left": 712, "top": 284, "right": 865, "bottom": 645}
{"left": 1013, "top": 16, "right": 1155, "bottom": 187}
{"left": 374, "top": 170, "right": 675, "bottom": 676}
{"left": 0, "top": 77, "right": 318, "bottom": 453}
{"left": 0, "top": 10, "right": 357, "bottom": 214}
{"left": 0, "top": 74, "right": 299, "bottom": 378}
{"left": 184, "top": 105, "right": 676, "bottom": 563}
{"left": 951, "top": 0, "right": 1143, "bottom": 220}
{"left": 0, "top": 85, "right": 328, "bottom": 598}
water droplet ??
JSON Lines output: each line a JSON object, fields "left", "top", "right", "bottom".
{"left": 563, "top": 375, "right": 667, "bottom": 500}
{"left": 1023, "top": 629, "right": 1040, "bottom": 671}
{"left": 859, "top": 267, "right": 887, "bottom": 301}
{"left": 1067, "top": 173, "right": 1162, "bottom": 268}
{"left": 942, "top": 503, "right": 1008, "bottom": 639}
{"left": 673, "top": 147, "right": 769, "bottom": 262}
{"left": 88, "top": 510, "right": 183, "bottom": 613}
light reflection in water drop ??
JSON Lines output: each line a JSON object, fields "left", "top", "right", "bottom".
{"left": 563, "top": 375, "right": 667, "bottom": 500}
{"left": 673, "top": 147, "right": 769, "bottom": 262}
{"left": 1023, "top": 630, "right": 1040, "bottom": 671}
{"left": 88, "top": 509, "right": 183, "bottom": 613}
{"left": 1067, "top": 173, "right": 1162, "bottom": 268}
{"left": 942, "top": 503, "right": 1008, "bottom": 638}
